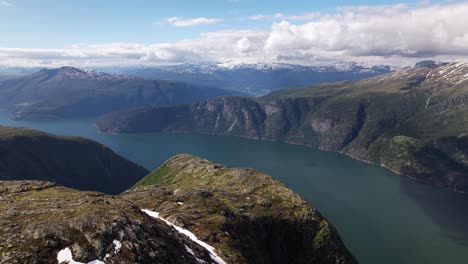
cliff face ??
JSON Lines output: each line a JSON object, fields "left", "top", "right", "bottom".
{"left": 121, "top": 154, "right": 357, "bottom": 264}
{"left": 0, "top": 181, "right": 214, "bottom": 264}
{"left": 0, "top": 126, "right": 148, "bottom": 194}
{"left": 96, "top": 62, "right": 468, "bottom": 193}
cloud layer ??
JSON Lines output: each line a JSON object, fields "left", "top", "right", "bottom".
{"left": 2, "top": 3, "right": 468, "bottom": 67}
{"left": 165, "top": 17, "right": 221, "bottom": 27}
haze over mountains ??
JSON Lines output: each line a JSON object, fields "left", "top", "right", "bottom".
{"left": 96, "top": 61, "right": 468, "bottom": 193}
{"left": 0, "top": 66, "right": 235, "bottom": 120}
{"left": 117, "top": 62, "right": 393, "bottom": 96}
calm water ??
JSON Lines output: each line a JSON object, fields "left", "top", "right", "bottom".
{"left": 1, "top": 111, "right": 468, "bottom": 264}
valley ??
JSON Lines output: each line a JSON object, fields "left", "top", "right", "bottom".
{"left": 96, "top": 62, "right": 468, "bottom": 194}
{"left": 2, "top": 1, "right": 468, "bottom": 263}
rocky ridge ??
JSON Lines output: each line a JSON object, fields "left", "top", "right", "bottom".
{"left": 121, "top": 154, "right": 357, "bottom": 264}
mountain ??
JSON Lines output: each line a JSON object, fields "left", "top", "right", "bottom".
{"left": 96, "top": 62, "right": 468, "bottom": 193}
{"left": 121, "top": 154, "right": 357, "bottom": 264}
{"left": 0, "top": 126, "right": 148, "bottom": 194}
{"left": 1, "top": 156, "right": 356, "bottom": 264}
{"left": 0, "top": 66, "right": 236, "bottom": 120}
{"left": 120, "top": 62, "right": 393, "bottom": 96}
{"left": 0, "top": 181, "right": 215, "bottom": 264}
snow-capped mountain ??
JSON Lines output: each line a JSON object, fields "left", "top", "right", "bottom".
{"left": 142, "top": 61, "right": 392, "bottom": 74}
{"left": 52, "top": 66, "right": 137, "bottom": 81}
{"left": 121, "top": 62, "right": 394, "bottom": 96}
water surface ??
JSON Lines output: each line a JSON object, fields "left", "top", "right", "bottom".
{"left": 1, "top": 112, "right": 468, "bottom": 264}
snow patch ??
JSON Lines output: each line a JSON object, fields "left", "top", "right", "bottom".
{"left": 57, "top": 248, "right": 105, "bottom": 264}
{"left": 112, "top": 240, "right": 122, "bottom": 254}
{"left": 185, "top": 244, "right": 207, "bottom": 264}
{"left": 142, "top": 209, "right": 226, "bottom": 264}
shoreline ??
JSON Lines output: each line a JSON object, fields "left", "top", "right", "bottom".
{"left": 95, "top": 126, "right": 467, "bottom": 196}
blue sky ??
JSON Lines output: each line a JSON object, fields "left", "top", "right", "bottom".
{"left": 0, "top": 0, "right": 467, "bottom": 67}
{"left": 0, "top": 0, "right": 451, "bottom": 48}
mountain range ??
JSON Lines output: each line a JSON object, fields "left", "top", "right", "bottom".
{"left": 117, "top": 62, "right": 393, "bottom": 96}
{"left": 96, "top": 61, "right": 468, "bottom": 193}
{"left": 0, "top": 67, "right": 235, "bottom": 120}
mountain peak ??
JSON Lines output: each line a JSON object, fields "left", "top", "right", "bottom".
{"left": 41, "top": 66, "right": 136, "bottom": 81}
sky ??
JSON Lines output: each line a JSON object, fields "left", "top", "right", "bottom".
{"left": 1, "top": 0, "right": 468, "bottom": 67}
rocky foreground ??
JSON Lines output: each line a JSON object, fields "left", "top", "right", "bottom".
{"left": 0, "top": 155, "right": 357, "bottom": 264}
{"left": 0, "top": 181, "right": 213, "bottom": 264}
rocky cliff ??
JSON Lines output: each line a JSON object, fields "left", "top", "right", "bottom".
{"left": 96, "top": 62, "right": 468, "bottom": 193}
{"left": 0, "top": 181, "right": 214, "bottom": 264}
{"left": 121, "top": 154, "right": 357, "bottom": 264}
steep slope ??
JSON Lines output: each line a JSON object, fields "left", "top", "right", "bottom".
{"left": 122, "top": 62, "right": 393, "bottom": 96}
{"left": 0, "top": 66, "right": 235, "bottom": 120}
{"left": 0, "top": 126, "right": 148, "bottom": 194}
{"left": 96, "top": 62, "right": 468, "bottom": 193}
{"left": 0, "top": 181, "right": 214, "bottom": 264}
{"left": 120, "top": 154, "right": 357, "bottom": 264}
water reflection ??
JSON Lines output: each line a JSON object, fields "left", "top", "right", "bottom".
{"left": 401, "top": 179, "right": 468, "bottom": 246}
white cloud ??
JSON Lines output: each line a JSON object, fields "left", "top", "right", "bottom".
{"left": 246, "top": 12, "right": 318, "bottom": 21}
{"left": 0, "top": 1, "right": 12, "bottom": 6}
{"left": 286, "top": 12, "right": 319, "bottom": 20}
{"left": 2, "top": 3, "right": 468, "bottom": 67}
{"left": 165, "top": 17, "right": 221, "bottom": 27}
{"left": 249, "top": 14, "right": 266, "bottom": 21}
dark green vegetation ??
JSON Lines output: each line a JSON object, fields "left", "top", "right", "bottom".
{"left": 0, "top": 66, "right": 235, "bottom": 120}
{"left": 96, "top": 62, "right": 468, "bottom": 193}
{"left": 0, "top": 126, "right": 148, "bottom": 194}
{"left": 0, "top": 181, "right": 214, "bottom": 264}
{"left": 121, "top": 154, "right": 357, "bottom": 264}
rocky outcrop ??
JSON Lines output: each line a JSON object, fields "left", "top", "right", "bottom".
{"left": 96, "top": 63, "right": 468, "bottom": 193}
{"left": 0, "top": 181, "right": 214, "bottom": 264}
{"left": 0, "top": 155, "right": 357, "bottom": 263}
{"left": 0, "top": 126, "right": 148, "bottom": 194}
{"left": 120, "top": 154, "right": 357, "bottom": 264}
